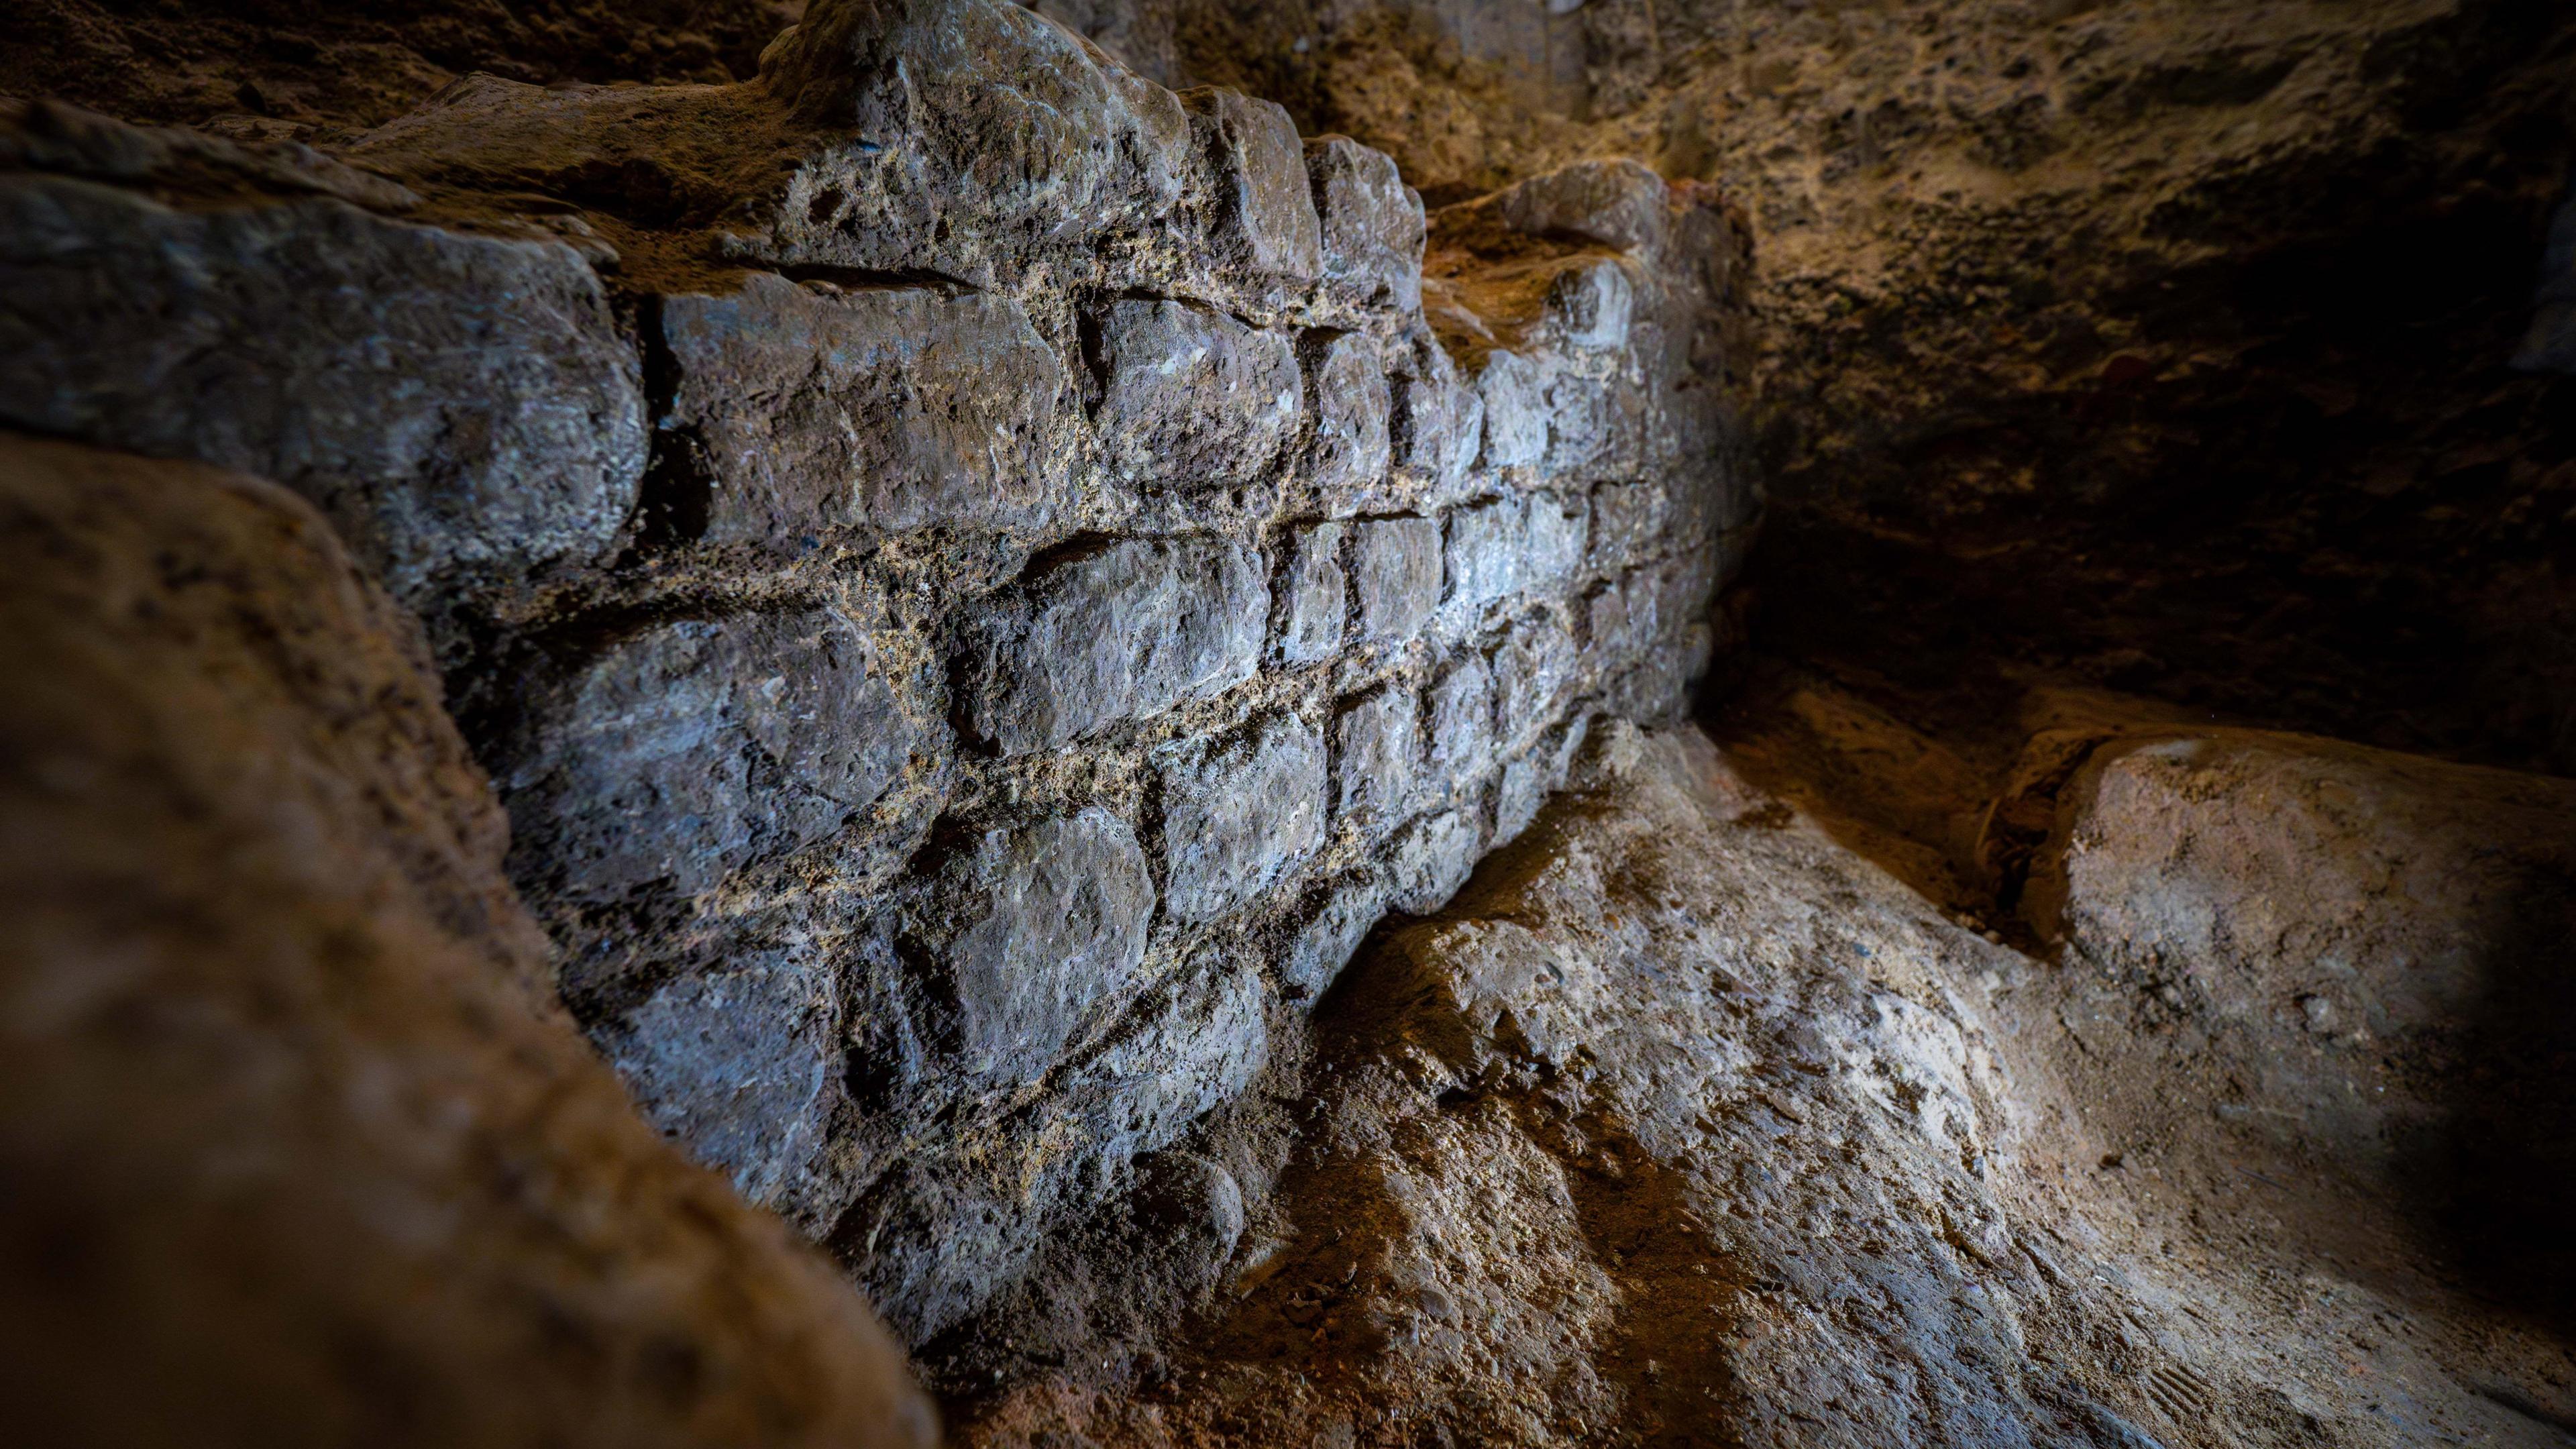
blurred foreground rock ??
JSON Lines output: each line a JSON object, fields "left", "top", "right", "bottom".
{"left": 0, "top": 432, "right": 934, "bottom": 1449}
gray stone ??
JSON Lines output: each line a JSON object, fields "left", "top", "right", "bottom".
{"left": 1477, "top": 351, "right": 1549, "bottom": 469}
{"left": 1305, "top": 134, "right": 1424, "bottom": 312}
{"left": 1591, "top": 478, "right": 1666, "bottom": 568}
{"left": 1522, "top": 492, "right": 1591, "bottom": 594}
{"left": 1132, "top": 1151, "right": 1248, "bottom": 1283}
{"left": 1425, "top": 651, "right": 1496, "bottom": 791}
{"left": 957, "top": 537, "right": 1267, "bottom": 755}
{"left": 1285, "top": 876, "right": 1387, "bottom": 1000}
{"left": 1335, "top": 685, "right": 1421, "bottom": 825}
{"left": 1389, "top": 328, "right": 1484, "bottom": 492}
{"left": 1494, "top": 158, "right": 1672, "bottom": 258}
{"left": 661, "top": 272, "right": 1066, "bottom": 544}
{"left": 1092, "top": 299, "right": 1300, "bottom": 488}
{"left": 915, "top": 808, "right": 1157, "bottom": 1082}
{"left": 1388, "top": 808, "right": 1484, "bottom": 915}
{"left": 1585, "top": 578, "right": 1644, "bottom": 659}
{"left": 0, "top": 175, "right": 644, "bottom": 605}
{"left": 1444, "top": 496, "right": 1525, "bottom": 614}
{"left": 1546, "top": 256, "right": 1636, "bottom": 351}
{"left": 604, "top": 948, "right": 841, "bottom": 1218}
{"left": 1542, "top": 366, "right": 1642, "bottom": 476}
{"left": 1495, "top": 751, "right": 1549, "bottom": 846}
{"left": 1495, "top": 610, "right": 1578, "bottom": 747}
{"left": 1160, "top": 714, "right": 1328, "bottom": 922}
{"left": 1183, "top": 87, "right": 1323, "bottom": 282}
{"left": 1352, "top": 515, "right": 1443, "bottom": 643}
{"left": 1307, "top": 331, "right": 1393, "bottom": 495}
{"left": 504, "top": 608, "right": 914, "bottom": 900}
{"left": 1275, "top": 522, "right": 1348, "bottom": 663}
{"left": 1077, "top": 955, "right": 1271, "bottom": 1153}
{"left": 0, "top": 432, "right": 934, "bottom": 1448}
{"left": 757, "top": 0, "right": 1191, "bottom": 280}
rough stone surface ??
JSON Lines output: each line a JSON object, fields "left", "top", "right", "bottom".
{"left": 500, "top": 608, "right": 914, "bottom": 900}
{"left": 1091, "top": 299, "right": 1301, "bottom": 490}
{"left": 958, "top": 537, "right": 1267, "bottom": 755}
{"left": 661, "top": 272, "right": 1067, "bottom": 543}
{"left": 1423, "top": 651, "right": 1495, "bottom": 795}
{"left": 0, "top": 170, "right": 645, "bottom": 608}
{"left": 1272, "top": 521, "right": 1346, "bottom": 664}
{"left": 0, "top": 17, "right": 1757, "bottom": 1375}
{"left": 1305, "top": 133, "right": 1424, "bottom": 313}
{"left": 911, "top": 809, "right": 1159, "bottom": 1083}
{"left": 0, "top": 432, "right": 932, "bottom": 1449}
{"left": 2018, "top": 729, "right": 2576, "bottom": 1321}
{"left": 1159, "top": 714, "right": 1329, "bottom": 923}
{"left": 1349, "top": 515, "right": 1442, "bottom": 644}
{"left": 1332, "top": 684, "right": 1419, "bottom": 825}
{"left": 961, "top": 722, "right": 2576, "bottom": 1449}
{"left": 1181, "top": 85, "right": 1322, "bottom": 283}
{"left": 1304, "top": 329, "right": 1392, "bottom": 496}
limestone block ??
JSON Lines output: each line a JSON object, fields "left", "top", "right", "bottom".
{"left": 1336, "top": 685, "right": 1422, "bottom": 825}
{"left": 1160, "top": 714, "right": 1328, "bottom": 922}
{"left": 1495, "top": 609, "right": 1578, "bottom": 747}
{"left": 912, "top": 809, "right": 1157, "bottom": 1082}
{"left": 661, "top": 272, "right": 1067, "bottom": 544}
{"left": 1092, "top": 299, "right": 1300, "bottom": 488}
{"left": 1494, "top": 157, "right": 1672, "bottom": 258}
{"left": 1275, "top": 522, "right": 1348, "bottom": 664}
{"left": 1591, "top": 478, "right": 1666, "bottom": 568}
{"left": 0, "top": 174, "right": 644, "bottom": 605}
{"left": 957, "top": 537, "right": 1267, "bottom": 755}
{"left": 1352, "top": 515, "right": 1443, "bottom": 644}
{"left": 1305, "top": 133, "right": 1424, "bottom": 312}
{"left": 502, "top": 608, "right": 914, "bottom": 900}
{"left": 1182, "top": 87, "right": 1323, "bottom": 282}
{"left": 1546, "top": 256, "right": 1635, "bottom": 350}
{"left": 1307, "top": 330, "right": 1393, "bottom": 495}
{"left": 1522, "top": 492, "right": 1591, "bottom": 594}
{"left": 1444, "top": 496, "right": 1526, "bottom": 613}
{"left": 1285, "top": 875, "right": 1387, "bottom": 1000}
{"left": 604, "top": 948, "right": 844, "bottom": 1217}
{"left": 1388, "top": 808, "right": 1485, "bottom": 914}
{"left": 1076, "top": 956, "right": 1272, "bottom": 1156}
{"left": 1426, "top": 651, "right": 1497, "bottom": 790}
{"left": 760, "top": 0, "right": 1192, "bottom": 274}
{"left": 1478, "top": 350, "right": 1549, "bottom": 468}
{"left": 1389, "top": 328, "right": 1485, "bottom": 492}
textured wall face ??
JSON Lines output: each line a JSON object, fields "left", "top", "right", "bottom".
{"left": 1, "top": 0, "right": 1753, "bottom": 1343}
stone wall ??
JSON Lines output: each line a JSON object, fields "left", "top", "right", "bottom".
{"left": 1, "top": 0, "right": 1754, "bottom": 1342}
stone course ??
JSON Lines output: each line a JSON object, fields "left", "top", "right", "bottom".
{"left": 0, "top": 0, "right": 1755, "bottom": 1346}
